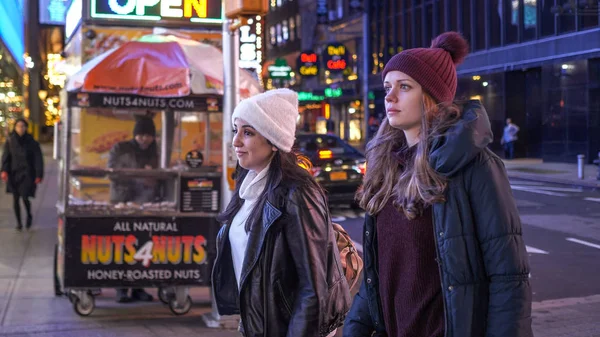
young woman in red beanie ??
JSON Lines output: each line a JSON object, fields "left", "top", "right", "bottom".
{"left": 343, "top": 32, "right": 533, "bottom": 337}
{"left": 212, "top": 89, "right": 351, "bottom": 337}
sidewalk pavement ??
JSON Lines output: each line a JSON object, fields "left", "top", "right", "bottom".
{"left": 503, "top": 158, "right": 600, "bottom": 189}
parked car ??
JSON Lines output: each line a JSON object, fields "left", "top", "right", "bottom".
{"left": 293, "top": 133, "right": 366, "bottom": 207}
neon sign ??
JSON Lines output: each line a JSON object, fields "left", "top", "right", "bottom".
{"left": 297, "top": 51, "right": 319, "bottom": 77}
{"left": 323, "top": 43, "right": 348, "bottom": 73}
{"left": 239, "top": 17, "right": 262, "bottom": 71}
{"left": 91, "top": 0, "right": 223, "bottom": 24}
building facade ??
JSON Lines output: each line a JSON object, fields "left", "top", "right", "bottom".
{"left": 0, "top": 0, "right": 25, "bottom": 141}
{"left": 366, "top": 0, "right": 600, "bottom": 163}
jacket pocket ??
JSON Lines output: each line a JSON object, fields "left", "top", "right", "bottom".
{"left": 275, "top": 280, "right": 293, "bottom": 316}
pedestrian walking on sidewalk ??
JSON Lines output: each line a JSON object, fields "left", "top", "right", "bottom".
{"left": 212, "top": 89, "right": 351, "bottom": 337}
{"left": 1, "top": 118, "right": 44, "bottom": 231}
{"left": 501, "top": 118, "right": 520, "bottom": 160}
{"left": 343, "top": 32, "right": 533, "bottom": 337}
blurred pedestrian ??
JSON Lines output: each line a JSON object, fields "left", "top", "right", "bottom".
{"left": 501, "top": 118, "right": 520, "bottom": 159}
{"left": 212, "top": 89, "right": 351, "bottom": 337}
{"left": 343, "top": 32, "right": 533, "bottom": 337}
{"left": 1, "top": 118, "right": 44, "bottom": 231}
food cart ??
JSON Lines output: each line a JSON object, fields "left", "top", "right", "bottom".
{"left": 53, "top": 36, "right": 261, "bottom": 316}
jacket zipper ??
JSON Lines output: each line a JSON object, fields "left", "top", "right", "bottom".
{"left": 432, "top": 206, "right": 449, "bottom": 337}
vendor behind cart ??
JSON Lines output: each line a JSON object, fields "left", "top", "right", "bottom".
{"left": 107, "top": 116, "right": 159, "bottom": 303}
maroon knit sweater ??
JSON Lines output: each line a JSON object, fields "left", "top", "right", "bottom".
{"left": 376, "top": 200, "right": 445, "bottom": 337}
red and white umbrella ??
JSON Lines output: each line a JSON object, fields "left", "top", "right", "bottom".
{"left": 65, "top": 34, "right": 262, "bottom": 99}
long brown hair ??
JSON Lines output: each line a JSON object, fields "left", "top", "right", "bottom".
{"left": 356, "top": 94, "right": 462, "bottom": 219}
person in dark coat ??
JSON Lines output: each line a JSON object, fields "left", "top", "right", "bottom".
{"left": 1, "top": 119, "right": 44, "bottom": 231}
{"left": 107, "top": 116, "right": 159, "bottom": 303}
{"left": 212, "top": 89, "right": 351, "bottom": 337}
{"left": 343, "top": 32, "right": 532, "bottom": 337}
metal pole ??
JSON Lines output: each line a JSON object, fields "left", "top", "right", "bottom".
{"left": 362, "top": 10, "right": 371, "bottom": 144}
{"left": 202, "top": 18, "right": 241, "bottom": 330}
{"left": 577, "top": 154, "right": 585, "bottom": 180}
{"left": 221, "top": 19, "right": 240, "bottom": 210}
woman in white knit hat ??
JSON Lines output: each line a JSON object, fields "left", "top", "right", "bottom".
{"left": 212, "top": 88, "right": 351, "bottom": 337}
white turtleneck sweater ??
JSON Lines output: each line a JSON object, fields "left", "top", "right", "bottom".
{"left": 229, "top": 164, "right": 270, "bottom": 287}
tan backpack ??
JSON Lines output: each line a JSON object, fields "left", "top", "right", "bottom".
{"left": 332, "top": 222, "right": 363, "bottom": 291}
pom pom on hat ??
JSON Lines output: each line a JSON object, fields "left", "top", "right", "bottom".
{"left": 430, "top": 31, "right": 469, "bottom": 65}
{"left": 231, "top": 88, "right": 299, "bottom": 153}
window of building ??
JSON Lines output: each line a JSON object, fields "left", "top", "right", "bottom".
{"left": 437, "top": 0, "right": 446, "bottom": 32}
{"left": 523, "top": 0, "right": 537, "bottom": 41}
{"left": 474, "top": 0, "right": 486, "bottom": 50}
{"left": 289, "top": 17, "right": 295, "bottom": 41}
{"left": 449, "top": 0, "right": 458, "bottom": 31}
{"left": 425, "top": 4, "right": 433, "bottom": 46}
{"left": 337, "top": 0, "right": 344, "bottom": 19}
{"left": 461, "top": 0, "right": 472, "bottom": 48}
{"left": 405, "top": 8, "right": 413, "bottom": 49}
{"left": 559, "top": 2, "right": 576, "bottom": 33}
{"left": 270, "top": 26, "right": 276, "bottom": 45}
{"left": 540, "top": 0, "right": 555, "bottom": 36}
{"left": 277, "top": 0, "right": 282, "bottom": 7}
{"left": 490, "top": 0, "right": 502, "bottom": 47}
{"left": 581, "top": 4, "right": 599, "bottom": 29}
{"left": 276, "top": 23, "right": 282, "bottom": 45}
{"left": 415, "top": 7, "right": 423, "bottom": 47}
{"left": 282, "top": 20, "right": 289, "bottom": 41}
{"left": 296, "top": 14, "right": 301, "bottom": 39}
{"left": 504, "top": 0, "right": 518, "bottom": 44}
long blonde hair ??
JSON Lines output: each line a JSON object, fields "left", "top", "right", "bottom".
{"left": 356, "top": 94, "right": 462, "bottom": 219}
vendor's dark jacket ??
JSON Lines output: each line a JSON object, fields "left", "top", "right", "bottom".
{"left": 1, "top": 132, "right": 44, "bottom": 198}
{"left": 107, "top": 139, "right": 159, "bottom": 203}
{"left": 343, "top": 100, "right": 533, "bottom": 337}
{"left": 212, "top": 181, "right": 351, "bottom": 337}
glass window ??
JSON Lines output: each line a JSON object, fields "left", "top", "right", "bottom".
{"left": 449, "top": 0, "right": 458, "bottom": 31}
{"left": 581, "top": 6, "right": 599, "bottom": 29}
{"left": 559, "top": 5, "right": 576, "bottom": 33}
{"left": 337, "top": 0, "right": 344, "bottom": 19}
{"left": 474, "top": 0, "right": 485, "bottom": 50}
{"left": 437, "top": 0, "right": 446, "bottom": 32}
{"left": 490, "top": 0, "right": 502, "bottom": 47}
{"left": 277, "top": 0, "right": 282, "bottom": 6}
{"left": 276, "top": 24, "right": 282, "bottom": 45}
{"left": 270, "top": 26, "right": 276, "bottom": 45}
{"left": 425, "top": 4, "right": 433, "bottom": 46}
{"left": 282, "top": 20, "right": 289, "bottom": 41}
{"left": 541, "top": 0, "right": 556, "bottom": 36}
{"left": 461, "top": 0, "right": 472, "bottom": 47}
{"left": 504, "top": 0, "right": 518, "bottom": 44}
{"left": 296, "top": 14, "right": 301, "bottom": 39}
{"left": 415, "top": 7, "right": 423, "bottom": 47}
{"left": 405, "top": 9, "right": 413, "bottom": 49}
{"left": 289, "top": 17, "right": 296, "bottom": 41}
{"left": 523, "top": 0, "right": 537, "bottom": 41}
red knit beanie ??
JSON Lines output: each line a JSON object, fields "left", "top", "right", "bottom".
{"left": 382, "top": 32, "right": 469, "bottom": 104}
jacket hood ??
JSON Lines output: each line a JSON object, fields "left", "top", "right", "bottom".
{"left": 428, "top": 100, "right": 493, "bottom": 177}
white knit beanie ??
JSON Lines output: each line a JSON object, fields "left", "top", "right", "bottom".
{"left": 231, "top": 88, "right": 299, "bottom": 153}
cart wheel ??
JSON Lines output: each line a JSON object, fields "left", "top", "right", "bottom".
{"left": 53, "top": 244, "right": 63, "bottom": 296}
{"left": 158, "top": 287, "right": 173, "bottom": 304}
{"left": 73, "top": 295, "right": 95, "bottom": 316}
{"left": 169, "top": 295, "right": 192, "bottom": 315}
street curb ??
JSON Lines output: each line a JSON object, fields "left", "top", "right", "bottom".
{"left": 507, "top": 172, "right": 600, "bottom": 190}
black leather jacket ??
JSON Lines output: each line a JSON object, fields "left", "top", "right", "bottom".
{"left": 212, "top": 182, "right": 351, "bottom": 337}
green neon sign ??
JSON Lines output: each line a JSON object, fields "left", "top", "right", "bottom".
{"left": 324, "top": 87, "right": 342, "bottom": 98}
{"left": 298, "top": 92, "right": 325, "bottom": 102}
{"left": 90, "top": 0, "right": 224, "bottom": 24}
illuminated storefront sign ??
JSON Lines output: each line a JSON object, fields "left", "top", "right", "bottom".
{"left": 297, "top": 51, "right": 319, "bottom": 77}
{"left": 0, "top": 0, "right": 25, "bottom": 67}
{"left": 239, "top": 17, "right": 262, "bottom": 71}
{"left": 298, "top": 92, "right": 325, "bottom": 102}
{"left": 323, "top": 43, "right": 348, "bottom": 73}
{"left": 268, "top": 58, "right": 292, "bottom": 79}
{"left": 90, "top": 0, "right": 223, "bottom": 24}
